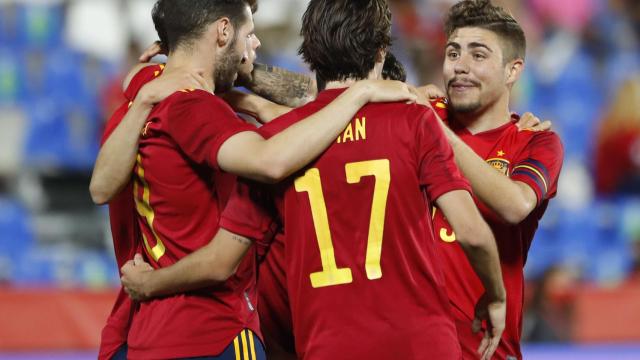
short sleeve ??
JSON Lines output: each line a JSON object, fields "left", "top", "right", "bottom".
{"left": 219, "top": 179, "right": 279, "bottom": 245}
{"left": 511, "top": 132, "right": 564, "bottom": 204}
{"left": 101, "top": 102, "right": 129, "bottom": 145}
{"left": 166, "top": 91, "right": 257, "bottom": 170}
{"left": 101, "top": 65, "right": 164, "bottom": 145}
{"left": 124, "top": 64, "right": 164, "bottom": 101}
{"left": 416, "top": 107, "right": 472, "bottom": 201}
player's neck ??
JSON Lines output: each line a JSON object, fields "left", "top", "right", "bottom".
{"left": 324, "top": 68, "right": 379, "bottom": 90}
{"left": 453, "top": 93, "right": 512, "bottom": 135}
{"left": 325, "top": 79, "right": 358, "bottom": 90}
{"left": 165, "top": 49, "right": 215, "bottom": 93}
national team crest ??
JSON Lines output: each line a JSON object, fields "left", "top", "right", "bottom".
{"left": 486, "top": 158, "right": 510, "bottom": 175}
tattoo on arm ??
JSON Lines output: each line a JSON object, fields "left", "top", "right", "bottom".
{"left": 231, "top": 235, "right": 252, "bottom": 246}
{"left": 241, "top": 63, "right": 317, "bottom": 108}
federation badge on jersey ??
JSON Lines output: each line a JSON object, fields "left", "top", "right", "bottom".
{"left": 429, "top": 97, "right": 449, "bottom": 123}
{"left": 486, "top": 158, "right": 510, "bottom": 175}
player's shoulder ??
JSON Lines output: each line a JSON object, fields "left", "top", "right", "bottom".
{"left": 518, "top": 127, "right": 563, "bottom": 148}
{"left": 164, "top": 89, "right": 228, "bottom": 110}
{"left": 260, "top": 100, "right": 316, "bottom": 136}
{"left": 155, "top": 90, "right": 236, "bottom": 125}
{"left": 124, "top": 63, "right": 165, "bottom": 100}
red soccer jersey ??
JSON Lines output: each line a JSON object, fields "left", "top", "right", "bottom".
{"left": 433, "top": 113, "right": 564, "bottom": 360}
{"left": 98, "top": 64, "right": 163, "bottom": 360}
{"left": 221, "top": 88, "right": 471, "bottom": 360}
{"left": 126, "top": 89, "right": 261, "bottom": 359}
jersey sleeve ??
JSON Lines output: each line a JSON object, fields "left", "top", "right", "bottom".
{"left": 100, "top": 102, "right": 129, "bottom": 145}
{"left": 511, "top": 131, "right": 564, "bottom": 204}
{"left": 101, "top": 65, "right": 164, "bottom": 144}
{"left": 166, "top": 90, "right": 257, "bottom": 170}
{"left": 416, "top": 107, "right": 472, "bottom": 201}
{"left": 219, "top": 179, "right": 279, "bottom": 245}
{"left": 124, "top": 64, "right": 164, "bottom": 101}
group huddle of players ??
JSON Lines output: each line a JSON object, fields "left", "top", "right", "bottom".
{"left": 90, "top": 0, "right": 563, "bottom": 359}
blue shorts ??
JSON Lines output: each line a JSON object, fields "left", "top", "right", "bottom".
{"left": 110, "top": 329, "right": 265, "bottom": 360}
{"left": 111, "top": 344, "right": 127, "bottom": 360}
{"left": 185, "top": 329, "right": 266, "bottom": 360}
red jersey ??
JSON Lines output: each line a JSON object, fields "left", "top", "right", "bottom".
{"left": 98, "top": 64, "right": 163, "bottom": 360}
{"left": 221, "top": 88, "right": 471, "bottom": 360}
{"left": 433, "top": 111, "right": 564, "bottom": 360}
{"left": 126, "top": 89, "right": 260, "bottom": 359}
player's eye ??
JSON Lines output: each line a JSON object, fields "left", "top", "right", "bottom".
{"left": 447, "top": 51, "right": 459, "bottom": 59}
{"left": 473, "top": 52, "right": 487, "bottom": 60}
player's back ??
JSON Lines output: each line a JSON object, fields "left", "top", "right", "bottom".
{"left": 98, "top": 64, "right": 163, "bottom": 360}
{"left": 263, "top": 88, "right": 467, "bottom": 360}
{"left": 127, "top": 89, "right": 260, "bottom": 359}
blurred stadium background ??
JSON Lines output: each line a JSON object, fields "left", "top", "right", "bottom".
{"left": 0, "top": 0, "right": 639, "bottom": 358}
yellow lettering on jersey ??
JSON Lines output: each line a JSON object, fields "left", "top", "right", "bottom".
{"left": 337, "top": 117, "right": 367, "bottom": 144}
{"left": 133, "top": 154, "right": 166, "bottom": 261}
{"left": 439, "top": 228, "right": 457, "bottom": 243}
{"left": 342, "top": 123, "right": 354, "bottom": 143}
{"left": 346, "top": 159, "right": 390, "bottom": 280}
{"left": 433, "top": 207, "right": 457, "bottom": 243}
{"left": 295, "top": 168, "right": 353, "bottom": 288}
{"left": 355, "top": 117, "right": 366, "bottom": 141}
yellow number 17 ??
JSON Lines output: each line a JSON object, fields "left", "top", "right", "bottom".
{"left": 294, "top": 159, "right": 391, "bottom": 288}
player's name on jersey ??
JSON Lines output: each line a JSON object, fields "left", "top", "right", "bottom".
{"left": 336, "top": 117, "right": 367, "bottom": 144}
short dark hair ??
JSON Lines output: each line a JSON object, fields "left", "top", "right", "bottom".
{"left": 151, "top": 0, "right": 255, "bottom": 54}
{"left": 444, "top": 0, "right": 526, "bottom": 63}
{"left": 299, "top": 0, "right": 392, "bottom": 85}
{"left": 381, "top": 52, "right": 406, "bottom": 82}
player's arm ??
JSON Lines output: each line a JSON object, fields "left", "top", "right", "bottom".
{"left": 89, "top": 69, "right": 210, "bottom": 205}
{"left": 435, "top": 191, "right": 506, "bottom": 360}
{"left": 216, "top": 79, "right": 415, "bottom": 184}
{"left": 220, "top": 90, "right": 292, "bottom": 123}
{"left": 236, "top": 63, "right": 317, "bottom": 108}
{"left": 121, "top": 229, "right": 252, "bottom": 300}
{"left": 442, "top": 124, "right": 538, "bottom": 224}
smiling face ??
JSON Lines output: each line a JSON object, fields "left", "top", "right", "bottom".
{"left": 443, "top": 27, "right": 515, "bottom": 115}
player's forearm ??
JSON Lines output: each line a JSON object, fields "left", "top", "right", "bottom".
{"left": 240, "top": 63, "right": 317, "bottom": 108}
{"left": 436, "top": 191, "right": 505, "bottom": 302}
{"left": 144, "top": 230, "right": 253, "bottom": 298}
{"left": 144, "top": 248, "right": 223, "bottom": 298}
{"left": 445, "top": 127, "right": 535, "bottom": 224}
{"left": 240, "top": 82, "right": 370, "bottom": 182}
{"left": 457, "top": 224, "right": 506, "bottom": 303}
{"left": 222, "top": 90, "right": 292, "bottom": 123}
{"left": 89, "top": 100, "right": 153, "bottom": 204}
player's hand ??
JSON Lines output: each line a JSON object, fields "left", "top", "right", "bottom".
{"left": 137, "top": 67, "right": 211, "bottom": 105}
{"left": 417, "top": 84, "right": 446, "bottom": 100}
{"left": 121, "top": 253, "right": 155, "bottom": 301}
{"left": 139, "top": 41, "right": 166, "bottom": 62}
{"left": 359, "top": 80, "right": 417, "bottom": 104}
{"left": 473, "top": 292, "right": 506, "bottom": 360}
{"left": 515, "top": 112, "right": 552, "bottom": 132}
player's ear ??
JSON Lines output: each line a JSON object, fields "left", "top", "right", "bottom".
{"left": 216, "top": 17, "right": 234, "bottom": 47}
{"left": 505, "top": 58, "right": 524, "bottom": 87}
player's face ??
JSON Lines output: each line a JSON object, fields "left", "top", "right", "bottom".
{"left": 215, "top": 5, "right": 259, "bottom": 92}
{"left": 443, "top": 27, "right": 509, "bottom": 114}
{"left": 238, "top": 33, "right": 261, "bottom": 79}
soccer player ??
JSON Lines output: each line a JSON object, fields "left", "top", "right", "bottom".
{"left": 433, "top": 1, "right": 564, "bottom": 359}
{"left": 92, "top": 0, "right": 415, "bottom": 358}
{"left": 121, "top": 1, "right": 507, "bottom": 359}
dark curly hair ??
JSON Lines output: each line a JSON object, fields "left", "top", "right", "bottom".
{"left": 152, "top": 0, "right": 256, "bottom": 54}
{"left": 381, "top": 52, "right": 406, "bottom": 82}
{"left": 299, "top": 0, "right": 392, "bottom": 86}
{"left": 444, "top": 0, "right": 526, "bottom": 63}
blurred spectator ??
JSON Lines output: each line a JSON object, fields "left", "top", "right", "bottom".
{"left": 594, "top": 76, "right": 640, "bottom": 195}
{"left": 523, "top": 266, "right": 578, "bottom": 342}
